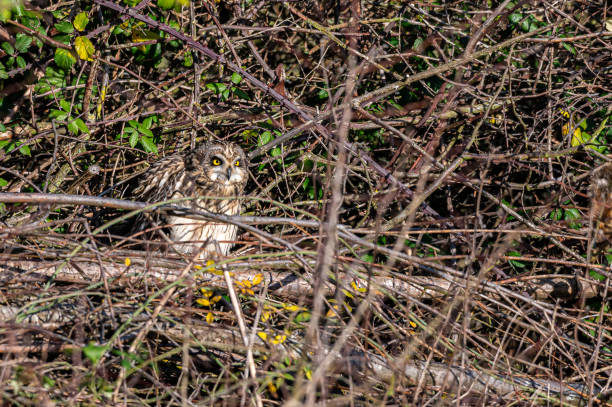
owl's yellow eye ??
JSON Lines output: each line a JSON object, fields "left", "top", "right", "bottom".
{"left": 235, "top": 160, "right": 240, "bottom": 167}
{"left": 211, "top": 157, "right": 222, "bottom": 166}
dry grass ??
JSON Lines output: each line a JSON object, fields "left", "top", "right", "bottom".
{"left": 1, "top": 0, "right": 611, "bottom": 405}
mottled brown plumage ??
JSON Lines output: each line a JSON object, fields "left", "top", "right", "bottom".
{"left": 134, "top": 141, "right": 248, "bottom": 258}
{"left": 591, "top": 163, "right": 612, "bottom": 243}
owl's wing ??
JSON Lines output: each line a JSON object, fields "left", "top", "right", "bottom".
{"left": 134, "top": 154, "right": 186, "bottom": 203}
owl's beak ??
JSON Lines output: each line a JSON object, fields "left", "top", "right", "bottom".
{"left": 227, "top": 168, "right": 232, "bottom": 181}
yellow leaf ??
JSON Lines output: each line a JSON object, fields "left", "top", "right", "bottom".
{"left": 206, "top": 312, "right": 214, "bottom": 324}
{"left": 283, "top": 304, "right": 302, "bottom": 312}
{"left": 211, "top": 295, "right": 222, "bottom": 303}
{"left": 196, "top": 298, "right": 211, "bottom": 307}
{"left": 73, "top": 11, "right": 89, "bottom": 32}
{"left": 261, "top": 311, "right": 271, "bottom": 322}
{"left": 200, "top": 288, "right": 213, "bottom": 297}
{"left": 257, "top": 332, "right": 268, "bottom": 341}
{"left": 252, "top": 273, "right": 263, "bottom": 285}
{"left": 271, "top": 334, "right": 287, "bottom": 345}
{"left": 562, "top": 123, "right": 570, "bottom": 137}
{"left": 124, "top": 257, "right": 131, "bottom": 267}
{"left": 174, "top": 0, "right": 190, "bottom": 9}
{"left": 74, "top": 36, "right": 94, "bottom": 61}
{"left": 559, "top": 109, "right": 570, "bottom": 119}
{"left": 132, "top": 28, "right": 161, "bottom": 42}
{"left": 570, "top": 127, "right": 584, "bottom": 147}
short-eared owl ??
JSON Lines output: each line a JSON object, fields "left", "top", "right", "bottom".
{"left": 134, "top": 141, "right": 248, "bottom": 258}
{"left": 591, "top": 163, "right": 612, "bottom": 242}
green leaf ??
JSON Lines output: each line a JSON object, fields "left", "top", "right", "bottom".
{"left": 562, "top": 42, "right": 576, "bottom": 55}
{"left": 138, "top": 127, "right": 153, "bottom": 138}
{"left": 73, "top": 11, "right": 89, "bottom": 31}
{"left": 83, "top": 343, "right": 106, "bottom": 365}
{"left": 142, "top": 116, "right": 155, "bottom": 128}
{"left": 54, "top": 48, "right": 76, "bottom": 70}
{"left": 183, "top": 50, "right": 193, "bottom": 67}
{"left": 0, "top": 178, "right": 8, "bottom": 187}
{"left": 74, "top": 118, "right": 89, "bottom": 134}
{"left": 1, "top": 41, "right": 14, "bottom": 55}
{"left": 508, "top": 13, "right": 522, "bottom": 24}
{"left": 230, "top": 72, "right": 242, "bottom": 84}
{"left": 294, "top": 312, "right": 311, "bottom": 323}
{"left": 67, "top": 119, "right": 79, "bottom": 134}
{"left": 206, "top": 82, "right": 227, "bottom": 94}
{"left": 549, "top": 208, "right": 562, "bottom": 221}
{"left": 222, "top": 88, "right": 230, "bottom": 100}
{"left": 49, "top": 110, "right": 68, "bottom": 121}
{"left": 74, "top": 36, "right": 95, "bottom": 61}
{"left": 129, "top": 131, "right": 139, "bottom": 148}
{"left": 0, "top": 8, "right": 11, "bottom": 22}
{"left": 128, "top": 120, "right": 139, "bottom": 128}
{"left": 589, "top": 269, "right": 606, "bottom": 282}
{"left": 54, "top": 21, "right": 74, "bottom": 34}
{"left": 564, "top": 208, "right": 580, "bottom": 220}
{"left": 140, "top": 136, "right": 158, "bottom": 154}
{"left": 174, "top": 0, "right": 189, "bottom": 10}
{"left": 53, "top": 34, "right": 72, "bottom": 45}
{"left": 507, "top": 251, "right": 526, "bottom": 268}
{"left": 18, "top": 143, "right": 31, "bottom": 156}
{"left": 16, "top": 55, "right": 26, "bottom": 68}
{"left": 59, "top": 99, "right": 71, "bottom": 112}
{"left": 14, "top": 34, "right": 33, "bottom": 53}
{"left": 46, "top": 66, "right": 66, "bottom": 80}
{"left": 361, "top": 253, "right": 374, "bottom": 263}
{"left": 271, "top": 147, "right": 282, "bottom": 157}
{"left": 157, "top": 0, "right": 175, "bottom": 10}
{"left": 232, "top": 88, "right": 250, "bottom": 100}
{"left": 257, "top": 131, "right": 273, "bottom": 146}
{"left": 564, "top": 207, "right": 582, "bottom": 229}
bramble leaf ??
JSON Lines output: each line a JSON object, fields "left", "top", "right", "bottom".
{"left": 73, "top": 11, "right": 89, "bottom": 31}
{"left": 74, "top": 36, "right": 95, "bottom": 61}
{"left": 54, "top": 48, "right": 76, "bottom": 70}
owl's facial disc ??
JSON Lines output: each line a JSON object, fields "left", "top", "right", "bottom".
{"left": 209, "top": 155, "right": 244, "bottom": 185}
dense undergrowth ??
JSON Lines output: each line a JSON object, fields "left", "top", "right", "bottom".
{"left": 0, "top": 0, "right": 612, "bottom": 405}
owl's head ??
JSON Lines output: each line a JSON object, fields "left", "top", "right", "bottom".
{"left": 187, "top": 141, "right": 248, "bottom": 191}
